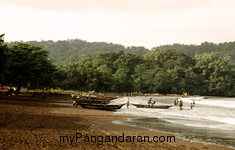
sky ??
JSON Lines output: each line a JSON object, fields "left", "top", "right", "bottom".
{"left": 1, "top": 0, "right": 235, "bottom": 49}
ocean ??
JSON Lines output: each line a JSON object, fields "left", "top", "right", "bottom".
{"left": 108, "top": 96, "right": 235, "bottom": 148}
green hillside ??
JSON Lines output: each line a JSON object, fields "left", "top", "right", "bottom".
{"left": 5, "top": 39, "right": 149, "bottom": 66}
{"left": 156, "top": 41, "right": 235, "bottom": 63}
{"left": 5, "top": 40, "right": 235, "bottom": 65}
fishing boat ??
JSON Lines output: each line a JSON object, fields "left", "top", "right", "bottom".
{"left": 79, "top": 103, "right": 125, "bottom": 110}
{"left": 100, "top": 95, "right": 119, "bottom": 99}
{"left": 85, "top": 96, "right": 116, "bottom": 100}
{"left": 78, "top": 96, "right": 113, "bottom": 104}
{"left": 132, "top": 104, "right": 172, "bottom": 109}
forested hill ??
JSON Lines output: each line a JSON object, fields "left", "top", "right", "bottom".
{"left": 5, "top": 40, "right": 235, "bottom": 65}
{"left": 155, "top": 41, "right": 235, "bottom": 63}
{"left": 5, "top": 39, "right": 149, "bottom": 66}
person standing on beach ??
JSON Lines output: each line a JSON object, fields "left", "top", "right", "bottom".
{"left": 88, "top": 93, "right": 91, "bottom": 99}
{"left": 176, "top": 99, "right": 179, "bottom": 106}
{"left": 148, "top": 98, "right": 152, "bottom": 105}
{"left": 42, "top": 92, "right": 45, "bottom": 101}
{"left": 179, "top": 100, "right": 183, "bottom": 110}
{"left": 127, "top": 97, "right": 130, "bottom": 109}
{"left": 193, "top": 100, "right": 195, "bottom": 107}
{"left": 73, "top": 95, "right": 80, "bottom": 108}
{"left": 190, "top": 103, "right": 193, "bottom": 109}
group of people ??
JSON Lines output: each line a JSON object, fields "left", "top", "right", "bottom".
{"left": 190, "top": 100, "right": 195, "bottom": 109}
{"left": 174, "top": 99, "right": 179, "bottom": 106}
{"left": 174, "top": 99, "right": 183, "bottom": 110}
{"left": 71, "top": 92, "right": 93, "bottom": 107}
{"left": 126, "top": 97, "right": 156, "bottom": 109}
{"left": 174, "top": 99, "right": 195, "bottom": 110}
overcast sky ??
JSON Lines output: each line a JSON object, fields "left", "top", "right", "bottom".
{"left": 1, "top": 0, "right": 235, "bottom": 49}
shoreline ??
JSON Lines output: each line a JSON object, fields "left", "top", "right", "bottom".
{"left": 112, "top": 117, "right": 235, "bottom": 150}
{"left": 0, "top": 94, "right": 234, "bottom": 149}
{"left": 50, "top": 99, "right": 234, "bottom": 149}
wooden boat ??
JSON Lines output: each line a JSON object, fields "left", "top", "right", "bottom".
{"left": 100, "top": 95, "right": 119, "bottom": 99}
{"left": 132, "top": 104, "right": 172, "bottom": 109}
{"left": 79, "top": 103, "right": 125, "bottom": 110}
{"left": 78, "top": 96, "right": 113, "bottom": 104}
{"left": 85, "top": 96, "right": 115, "bottom": 100}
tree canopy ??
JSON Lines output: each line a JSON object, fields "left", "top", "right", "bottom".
{"left": 0, "top": 34, "right": 8, "bottom": 84}
{"left": 3, "top": 41, "right": 56, "bottom": 91}
{"left": 49, "top": 49, "right": 235, "bottom": 96}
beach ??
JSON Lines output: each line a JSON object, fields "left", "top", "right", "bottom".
{"left": 0, "top": 93, "right": 233, "bottom": 150}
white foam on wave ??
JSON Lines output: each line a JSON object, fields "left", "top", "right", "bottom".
{"left": 111, "top": 96, "right": 235, "bottom": 149}
{"left": 201, "top": 100, "right": 235, "bottom": 108}
{"left": 179, "top": 98, "right": 235, "bottom": 108}
{"left": 207, "top": 117, "right": 235, "bottom": 125}
{"left": 112, "top": 96, "right": 235, "bottom": 131}
{"left": 184, "top": 123, "right": 207, "bottom": 128}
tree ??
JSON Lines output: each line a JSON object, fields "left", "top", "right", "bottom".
{"left": 51, "top": 65, "right": 69, "bottom": 89}
{"left": 144, "top": 48, "right": 194, "bottom": 69}
{"left": 193, "top": 52, "right": 235, "bottom": 96}
{"left": 5, "top": 42, "right": 56, "bottom": 91}
{"left": 112, "top": 68, "right": 134, "bottom": 92}
{"left": 96, "top": 64, "right": 113, "bottom": 91}
{"left": 133, "top": 64, "right": 148, "bottom": 92}
{"left": 141, "top": 49, "right": 195, "bottom": 94}
{"left": 113, "top": 53, "right": 143, "bottom": 75}
{"left": 0, "top": 34, "right": 8, "bottom": 84}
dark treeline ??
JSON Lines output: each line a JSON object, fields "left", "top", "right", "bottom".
{"left": 0, "top": 34, "right": 56, "bottom": 92}
{"left": 2, "top": 34, "right": 235, "bottom": 96}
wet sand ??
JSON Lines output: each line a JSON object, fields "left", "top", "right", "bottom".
{"left": 0, "top": 94, "right": 233, "bottom": 150}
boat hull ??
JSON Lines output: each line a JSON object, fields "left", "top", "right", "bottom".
{"left": 79, "top": 103, "right": 125, "bottom": 110}
{"left": 78, "top": 96, "right": 113, "bottom": 104}
{"left": 133, "top": 104, "right": 172, "bottom": 109}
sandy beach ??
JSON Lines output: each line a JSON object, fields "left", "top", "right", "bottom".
{"left": 0, "top": 93, "right": 233, "bottom": 150}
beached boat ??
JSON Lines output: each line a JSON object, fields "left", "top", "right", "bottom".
{"left": 132, "top": 104, "right": 172, "bottom": 109}
{"left": 79, "top": 103, "right": 125, "bottom": 110}
{"left": 100, "top": 95, "right": 119, "bottom": 99}
{"left": 85, "top": 96, "right": 115, "bottom": 100}
{"left": 78, "top": 96, "right": 113, "bottom": 104}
